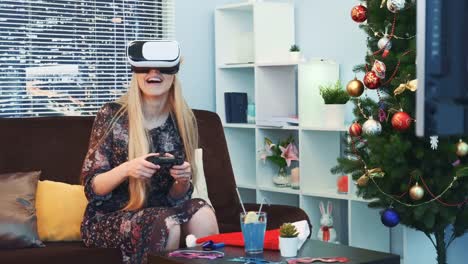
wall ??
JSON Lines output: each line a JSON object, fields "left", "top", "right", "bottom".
{"left": 175, "top": 0, "right": 468, "bottom": 262}
{"left": 175, "top": 0, "right": 237, "bottom": 111}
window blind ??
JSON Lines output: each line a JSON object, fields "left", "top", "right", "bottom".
{"left": 0, "top": 0, "right": 174, "bottom": 117}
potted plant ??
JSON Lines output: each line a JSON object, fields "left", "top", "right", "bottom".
{"left": 259, "top": 135, "right": 299, "bottom": 187}
{"left": 279, "top": 223, "right": 299, "bottom": 257}
{"left": 319, "top": 80, "right": 350, "bottom": 127}
{"left": 289, "top": 44, "right": 301, "bottom": 61}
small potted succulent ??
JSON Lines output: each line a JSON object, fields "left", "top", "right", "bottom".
{"left": 289, "top": 44, "right": 301, "bottom": 61}
{"left": 319, "top": 80, "right": 350, "bottom": 128}
{"left": 279, "top": 223, "right": 299, "bottom": 257}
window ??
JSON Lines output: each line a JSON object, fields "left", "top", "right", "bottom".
{"left": 0, "top": 0, "right": 174, "bottom": 117}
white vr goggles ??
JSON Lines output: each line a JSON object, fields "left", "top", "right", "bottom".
{"left": 127, "top": 40, "right": 181, "bottom": 74}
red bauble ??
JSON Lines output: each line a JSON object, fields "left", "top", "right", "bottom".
{"left": 351, "top": 5, "right": 367, "bottom": 23}
{"left": 391, "top": 111, "right": 412, "bottom": 131}
{"left": 363, "top": 71, "right": 381, "bottom": 90}
{"left": 349, "top": 122, "right": 362, "bottom": 137}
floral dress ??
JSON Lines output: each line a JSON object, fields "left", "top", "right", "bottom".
{"left": 80, "top": 102, "right": 209, "bottom": 264}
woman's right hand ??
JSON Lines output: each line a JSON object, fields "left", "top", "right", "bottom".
{"left": 124, "top": 153, "right": 161, "bottom": 180}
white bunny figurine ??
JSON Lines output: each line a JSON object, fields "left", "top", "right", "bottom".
{"left": 317, "top": 201, "right": 337, "bottom": 243}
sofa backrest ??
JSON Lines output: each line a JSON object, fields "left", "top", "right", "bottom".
{"left": 0, "top": 116, "right": 94, "bottom": 184}
{"left": 0, "top": 110, "right": 241, "bottom": 225}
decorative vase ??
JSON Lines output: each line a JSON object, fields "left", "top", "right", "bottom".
{"left": 279, "top": 237, "right": 298, "bottom": 257}
{"left": 273, "top": 167, "right": 290, "bottom": 187}
{"left": 289, "top": 51, "right": 301, "bottom": 62}
{"left": 337, "top": 175, "right": 348, "bottom": 194}
{"left": 323, "top": 104, "right": 346, "bottom": 128}
{"left": 290, "top": 167, "right": 300, "bottom": 190}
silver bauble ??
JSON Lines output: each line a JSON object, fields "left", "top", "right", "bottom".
{"left": 363, "top": 117, "right": 382, "bottom": 136}
{"left": 387, "top": 0, "right": 405, "bottom": 13}
{"left": 378, "top": 35, "right": 392, "bottom": 50}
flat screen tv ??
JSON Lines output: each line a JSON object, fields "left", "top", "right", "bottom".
{"left": 416, "top": 0, "right": 468, "bottom": 136}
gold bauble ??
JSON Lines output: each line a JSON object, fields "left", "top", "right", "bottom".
{"left": 456, "top": 140, "right": 468, "bottom": 157}
{"left": 346, "top": 78, "right": 365, "bottom": 97}
{"left": 409, "top": 183, "right": 425, "bottom": 201}
{"left": 357, "top": 175, "right": 369, "bottom": 187}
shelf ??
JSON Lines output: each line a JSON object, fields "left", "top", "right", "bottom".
{"left": 257, "top": 185, "right": 300, "bottom": 195}
{"left": 218, "top": 63, "right": 255, "bottom": 69}
{"left": 300, "top": 125, "right": 348, "bottom": 132}
{"left": 236, "top": 183, "right": 257, "bottom": 190}
{"left": 216, "top": 2, "right": 253, "bottom": 11}
{"left": 350, "top": 195, "right": 378, "bottom": 203}
{"left": 256, "top": 61, "right": 301, "bottom": 67}
{"left": 224, "top": 123, "right": 256, "bottom": 129}
{"left": 257, "top": 125, "right": 299, "bottom": 130}
{"left": 301, "top": 188, "right": 350, "bottom": 201}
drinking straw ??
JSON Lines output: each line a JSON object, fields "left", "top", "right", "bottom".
{"left": 258, "top": 197, "right": 270, "bottom": 215}
{"left": 236, "top": 188, "right": 247, "bottom": 215}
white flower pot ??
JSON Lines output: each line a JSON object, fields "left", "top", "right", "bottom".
{"left": 323, "top": 104, "right": 346, "bottom": 128}
{"left": 279, "top": 237, "right": 298, "bottom": 257}
{"left": 289, "top": 51, "right": 301, "bottom": 62}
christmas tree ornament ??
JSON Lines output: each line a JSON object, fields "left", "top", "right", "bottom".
{"left": 372, "top": 60, "right": 386, "bottom": 79}
{"left": 409, "top": 182, "right": 425, "bottom": 201}
{"left": 387, "top": 0, "right": 406, "bottom": 13}
{"left": 378, "top": 101, "right": 388, "bottom": 122}
{"left": 391, "top": 111, "right": 412, "bottom": 131}
{"left": 351, "top": 5, "right": 367, "bottom": 23}
{"left": 377, "top": 34, "right": 392, "bottom": 58}
{"left": 430, "top": 135, "right": 439, "bottom": 150}
{"left": 394, "top": 79, "right": 418, "bottom": 95}
{"left": 349, "top": 122, "right": 362, "bottom": 137}
{"left": 346, "top": 78, "right": 364, "bottom": 97}
{"left": 357, "top": 175, "right": 369, "bottom": 187}
{"left": 381, "top": 208, "right": 400, "bottom": 227}
{"left": 363, "top": 117, "right": 382, "bottom": 136}
{"left": 363, "top": 71, "right": 381, "bottom": 90}
{"left": 378, "top": 35, "right": 392, "bottom": 50}
{"left": 456, "top": 140, "right": 468, "bottom": 157}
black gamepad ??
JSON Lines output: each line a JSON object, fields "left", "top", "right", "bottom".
{"left": 145, "top": 156, "right": 184, "bottom": 167}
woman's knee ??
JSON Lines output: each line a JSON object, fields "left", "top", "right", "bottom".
{"left": 193, "top": 206, "right": 216, "bottom": 221}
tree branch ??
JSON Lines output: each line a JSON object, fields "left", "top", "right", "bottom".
{"left": 424, "top": 232, "right": 437, "bottom": 249}
{"left": 446, "top": 233, "right": 456, "bottom": 249}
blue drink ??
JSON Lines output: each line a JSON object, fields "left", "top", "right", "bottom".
{"left": 240, "top": 212, "right": 267, "bottom": 254}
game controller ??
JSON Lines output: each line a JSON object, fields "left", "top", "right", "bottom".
{"left": 145, "top": 156, "right": 184, "bottom": 167}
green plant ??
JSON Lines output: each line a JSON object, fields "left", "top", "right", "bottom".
{"left": 289, "top": 44, "right": 300, "bottom": 52}
{"left": 279, "top": 223, "right": 299, "bottom": 238}
{"left": 319, "top": 80, "right": 350, "bottom": 104}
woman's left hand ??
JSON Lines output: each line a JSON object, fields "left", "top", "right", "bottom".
{"left": 165, "top": 153, "right": 191, "bottom": 184}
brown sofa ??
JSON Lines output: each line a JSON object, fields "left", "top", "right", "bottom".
{"left": 0, "top": 110, "right": 310, "bottom": 264}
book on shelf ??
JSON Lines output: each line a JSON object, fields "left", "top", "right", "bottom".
{"left": 256, "top": 116, "right": 299, "bottom": 128}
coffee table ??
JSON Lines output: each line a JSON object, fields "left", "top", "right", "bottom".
{"left": 149, "top": 240, "right": 400, "bottom": 264}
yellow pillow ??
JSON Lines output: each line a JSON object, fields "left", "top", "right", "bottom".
{"left": 35, "top": 180, "right": 88, "bottom": 241}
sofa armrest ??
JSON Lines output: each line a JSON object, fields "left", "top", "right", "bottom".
{"left": 244, "top": 203, "right": 312, "bottom": 237}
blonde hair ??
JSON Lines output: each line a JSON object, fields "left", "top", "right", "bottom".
{"left": 99, "top": 73, "right": 198, "bottom": 211}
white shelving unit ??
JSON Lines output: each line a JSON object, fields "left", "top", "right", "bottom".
{"left": 215, "top": 1, "right": 401, "bottom": 261}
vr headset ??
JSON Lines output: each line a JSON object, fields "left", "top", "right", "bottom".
{"left": 127, "top": 40, "right": 181, "bottom": 74}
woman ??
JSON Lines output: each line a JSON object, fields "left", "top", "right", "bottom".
{"left": 80, "top": 64, "right": 219, "bottom": 264}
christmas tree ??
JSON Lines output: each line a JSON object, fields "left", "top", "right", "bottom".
{"left": 333, "top": 1, "right": 468, "bottom": 263}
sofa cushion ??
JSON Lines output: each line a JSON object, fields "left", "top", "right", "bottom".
{"left": 0, "top": 171, "right": 44, "bottom": 249}
{"left": 36, "top": 180, "right": 87, "bottom": 242}
{"left": 191, "top": 148, "right": 213, "bottom": 207}
{"left": 0, "top": 242, "right": 122, "bottom": 264}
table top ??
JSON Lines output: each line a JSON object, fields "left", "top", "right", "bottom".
{"left": 149, "top": 239, "right": 400, "bottom": 264}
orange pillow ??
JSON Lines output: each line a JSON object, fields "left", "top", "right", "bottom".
{"left": 35, "top": 180, "right": 88, "bottom": 241}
